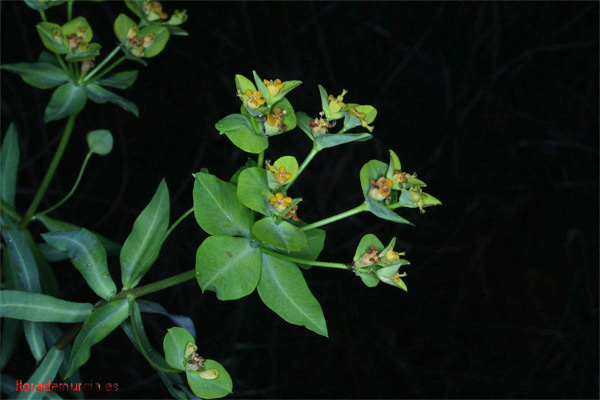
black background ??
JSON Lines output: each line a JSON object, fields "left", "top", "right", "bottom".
{"left": 1, "top": 1, "right": 598, "bottom": 399}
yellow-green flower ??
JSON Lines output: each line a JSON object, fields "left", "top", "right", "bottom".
{"left": 328, "top": 89, "right": 348, "bottom": 115}
{"left": 263, "top": 78, "right": 284, "bottom": 98}
{"left": 383, "top": 247, "right": 405, "bottom": 264}
{"left": 269, "top": 192, "right": 293, "bottom": 212}
{"left": 409, "top": 185, "right": 425, "bottom": 213}
{"left": 349, "top": 106, "right": 374, "bottom": 132}
{"left": 264, "top": 107, "right": 287, "bottom": 135}
{"left": 369, "top": 177, "right": 392, "bottom": 202}
{"left": 266, "top": 161, "right": 293, "bottom": 184}
{"left": 238, "top": 89, "right": 266, "bottom": 109}
{"left": 307, "top": 112, "right": 335, "bottom": 137}
{"left": 143, "top": 0, "right": 168, "bottom": 21}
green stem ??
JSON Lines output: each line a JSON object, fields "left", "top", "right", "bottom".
{"left": 86, "top": 56, "right": 126, "bottom": 85}
{"left": 39, "top": 10, "right": 47, "bottom": 22}
{"left": 285, "top": 144, "right": 319, "bottom": 191}
{"left": 300, "top": 202, "right": 368, "bottom": 231}
{"left": 257, "top": 151, "right": 265, "bottom": 168}
{"left": 34, "top": 152, "right": 93, "bottom": 219}
{"left": 83, "top": 46, "right": 121, "bottom": 83}
{"left": 111, "top": 269, "right": 196, "bottom": 301}
{"left": 67, "top": 0, "right": 73, "bottom": 21}
{"left": 0, "top": 199, "right": 22, "bottom": 221}
{"left": 163, "top": 207, "right": 194, "bottom": 242}
{"left": 55, "top": 55, "right": 70, "bottom": 77}
{"left": 19, "top": 113, "right": 78, "bottom": 230}
{"left": 261, "top": 248, "right": 349, "bottom": 270}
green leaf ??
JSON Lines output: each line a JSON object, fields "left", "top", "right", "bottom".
{"left": 0, "top": 216, "right": 41, "bottom": 293}
{"left": 41, "top": 229, "right": 117, "bottom": 300}
{"left": 22, "top": 231, "right": 59, "bottom": 297}
{"left": 318, "top": 85, "right": 331, "bottom": 118}
{"left": 84, "top": 83, "right": 139, "bottom": 117}
{"left": 139, "top": 26, "right": 170, "bottom": 58}
{"left": 36, "top": 214, "right": 121, "bottom": 256}
{"left": 125, "top": 299, "right": 180, "bottom": 373}
{"left": 195, "top": 236, "right": 261, "bottom": 300}
{"left": 163, "top": 326, "right": 193, "bottom": 371}
{"left": 360, "top": 160, "right": 413, "bottom": 225}
{"left": 38, "top": 50, "right": 60, "bottom": 67}
{"left": 24, "top": 320, "right": 46, "bottom": 361}
{"left": 186, "top": 360, "right": 233, "bottom": 399}
{"left": 0, "top": 290, "right": 93, "bottom": 322}
{"left": 1, "top": 62, "right": 69, "bottom": 89}
{"left": 62, "top": 17, "right": 93, "bottom": 43}
{"left": 266, "top": 96, "right": 297, "bottom": 135}
{"left": 44, "top": 82, "right": 87, "bottom": 123}
{"left": 295, "top": 111, "right": 315, "bottom": 141}
{"left": 25, "top": 0, "right": 67, "bottom": 10}
{"left": 38, "top": 243, "right": 69, "bottom": 262}
{"left": 120, "top": 179, "right": 169, "bottom": 290}
{"left": 42, "top": 324, "right": 82, "bottom": 396}
{"left": 266, "top": 156, "right": 298, "bottom": 190}
{"left": 124, "top": 0, "right": 143, "bottom": 18}
{"left": 97, "top": 70, "right": 139, "bottom": 89}
{"left": 386, "top": 149, "right": 402, "bottom": 182}
{"left": 36, "top": 22, "right": 67, "bottom": 55}
{"left": 114, "top": 14, "right": 136, "bottom": 43}
{"left": 65, "top": 299, "right": 129, "bottom": 378}
{"left": 0, "top": 123, "right": 19, "bottom": 207}
{"left": 234, "top": 74, "right": 257, "bottom": 96}
{"left": 215, "top": 114, "right": 268, "bottom": 154}
{"left": 376, "top": 264, "right": 409, "bottom": 291}
{"left": 353, "top": 234, "right": 384, "bottom": 287}
{"left": 315, "top": 132, "right": 373, "bottom": 150}
{"left": 86, "top": 129, "right": 114, "bottom": 156}
{"left": 258, "top": 253, "right": 328, "bottom": 337}
{"left": 192, "top": 171, "right": 253, "bottom": 237}
{"left": 137, "top": 300, "right": 196, "bottom": 338}
{"left": 251, "top": 217, "right": 307, "bottom": 252}
{"left": 290, "top": 228, "right": 326, "bottom": 269}
{"left": 236, "top": 167, "right": 271, "bottom": 216}
{"left": 65, "top": 42, "right": 101, "bottom": 62}
{"left": 16, "top": 347, "right": 64, "bottom": 400}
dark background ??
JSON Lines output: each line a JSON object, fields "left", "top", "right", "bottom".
{"left": 1, "top": 1, "right": 598, "bottom": 399}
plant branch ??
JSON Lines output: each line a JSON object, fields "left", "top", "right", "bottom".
{"left": 163, "top": 207, "right": 194, "bottom": 242}
{"left": 285, "top": 144, "right": 319, "bottom": 191}
{"left": 261, "top": 248, "right": 350, "bottom": 270}
{"left": 34, "top": 151, "right": 93, "bottom": 219}
{"left": 0, "top": 199, "right": 22, "bottom": 221}
{"left": 83, "top": 46, "right": 121, "bottom": 83}
{"left": 300, "top": 202, "right": 367, "bottom": 231}
{"left": 111, "top": 269, "right": 196, "bottom": 302}
{"left": 19, "top": 113, "right": 79, "bottom": 230}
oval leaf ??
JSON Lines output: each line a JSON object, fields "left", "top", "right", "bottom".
{"left": 120, "top": 179, "right": 170, "bottom": 290}
{"left": 41, "top": 229, "right": 116, "bottom": 300}
{"left": 186, "top": 360, "right": 233, "bottom": 399}
{"left": 258, "top": 254, "right": 328, "bottom": 337}
{"left": 192, "top": 172, "right": 253, "bottom": 237}
{"left": 251, "top": 217, "right": 307, "bottom": 252}
{"left": 97, "top": 70, "right": 139, "bottom": 89}
{"left": 215, "top": 114, "right": 268, "bottom": 154}
{"left": 0, "top": 290, "right": 93, "bottom": 323}
{"left": 163, "top": 326, "right": 194, "bottom": 371}
{"left": 236, "top": 167, "right": 271, "bottom": 216}
{"left": 65, "top": 299, "right": 129, "bottom": 378}
{"left": 86, "top": 129, "right": 114, "bottom": 156}
{"left": 195, "top": 236, "right": 261, "bottom": 300}
{"left": 44, "top": 82, "right": 87, "bottom": 123}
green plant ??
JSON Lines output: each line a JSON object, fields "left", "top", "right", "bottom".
{"left": 0, "top": 1, "right": 440, "bottom": 398}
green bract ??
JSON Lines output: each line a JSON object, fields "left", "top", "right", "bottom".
{"left": 114, "top": 14, "right": 170, "bottom": 59}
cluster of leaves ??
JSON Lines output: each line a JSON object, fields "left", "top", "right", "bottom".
{"left": 0, "top": 1, "right": 441, "bottom": 398}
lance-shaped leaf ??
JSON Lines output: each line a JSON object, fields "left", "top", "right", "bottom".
{"left": 1, "top": 62, "right": 69, "bottom": 90}
{"left": 43, "top": 325, "right": 84, "bottom": 399}
{"left": 258, "top": 253, "right": 328, "bottom": 337}
{"left": 315, "top": 132, "right": 373, "bottom": 151}
{"left": 137, "top": 299, "right": 196, "bottom": 338}
{"left": 192, "top": 172, "right": 253, "bottom": 237}
{"left": 121, "top": 179, "right": 170, "bottom": 290}
{"left": 18, "top": 347, "right": 64, "bottom": 400}
{"left": 215, "top": 114, "right": 268, "bottom": 154}
{"left": 251, "top": 217, "right": 307, "bottom": 252}
{"left": 84, "top": 83, "right": 139, "bottom": 117}
{"left": 0, "top": 216, "right": 41, "bottom": 293}
{"left": 44, "top": 82, "right": 87, "bottom": 123}
{"left": 1, "top": 123, "right": 19, "bottom": 207}
{"left": 42, "top": 229, "right": 117, "bottom": 300}
{"left": 65, "top": 299, "right": 129, "bottom": 378}
{"left": 0, "top": 318, "right": 22, "bottom": 369}
{"left": 22, "top": 230, "right": 60, "bottom": 297}
{"left": 236, "top": 167, "right": 271, "bottom": 216}
{"left": 97, "top": 70, "right": 139, "bottom": 90}
{"left": 196, "top": 236, "right": 261, "bottom": 300}
{"left": 24, "top": 320, "right": 46, "bottom": 362}
{"left": 36, "top": 214, "right": 121, "bottom": 256}
{"left": 0, "top": 291, "right": 93, "bottom": 322}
